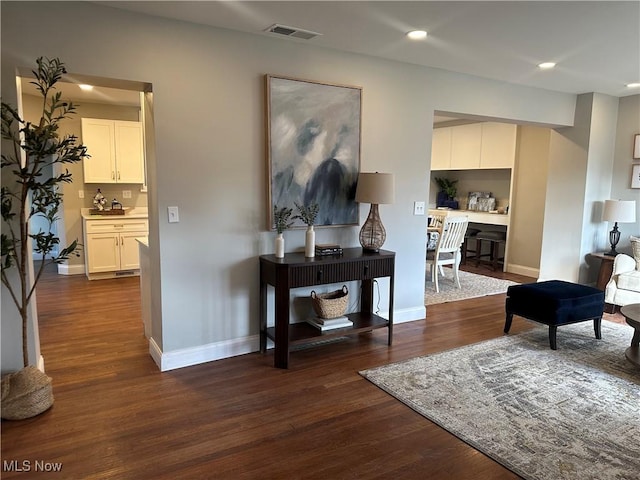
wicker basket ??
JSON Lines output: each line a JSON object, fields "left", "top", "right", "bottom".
{"left": 311, "top": 285, "right": 349, "bottom": 319}
{"left": 1, "top": 366, "right": 54, "bottom": 420}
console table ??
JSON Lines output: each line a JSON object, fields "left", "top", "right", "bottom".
{"left": 259, "top": 248, "right": 395, "bottom": 368}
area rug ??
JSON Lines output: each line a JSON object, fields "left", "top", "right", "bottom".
{"left": 360, "top": 322, "right": 640, "bottom": 480}
{"left": 425, "top": 269, "right": 518, "bottom": 305}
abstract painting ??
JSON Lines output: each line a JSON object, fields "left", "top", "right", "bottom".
{"left": 266, "top": 75, "right": 361, "bottom": 229}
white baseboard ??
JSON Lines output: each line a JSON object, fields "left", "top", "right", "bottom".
{"left": 149, "top": 335, "right": 259, "bottom": 372}
{"left": 382, "top": 305, "right": 426, "bottom": 324}
{"left": 57, "top": 263, "right": 85, "bottom": 276}
{"left": 148, "top": 305, "right": 426, "bottom": 372}
{"left": 506, "top": 264, "right": 539, "bottom": 278}
{"left": 38, "top": 354, "right": 45, "bottom": 372}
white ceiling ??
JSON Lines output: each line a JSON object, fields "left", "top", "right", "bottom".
{"left": 92, "top": 0, "right": 640, "bottom": 98}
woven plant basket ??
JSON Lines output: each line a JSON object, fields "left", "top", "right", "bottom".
{"left": 311, "top": 285, "right": 349, "bottom": 319}
{"left": 1, "top": 366, "right": 54, "bottom": 420}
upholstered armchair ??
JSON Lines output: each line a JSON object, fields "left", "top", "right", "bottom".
{"left": 605, "top": 253, "right": 640, "bottom": 310}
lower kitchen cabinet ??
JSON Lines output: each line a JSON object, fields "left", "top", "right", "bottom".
{"left": 83, "top": 217, "right": 148, "bottom": 280}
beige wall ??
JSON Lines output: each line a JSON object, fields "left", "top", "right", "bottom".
{"left": 509, "top": 126, "right": 550, "bottom": 275}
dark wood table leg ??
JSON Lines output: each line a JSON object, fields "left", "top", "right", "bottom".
{"left": 388, "top": 273, "right": 394, "bottom": 345}
{"left": 260, "top": 281, "right": 267, "bottom": 353}
{"left": 361, "top": 278, "right": 373, "bottom": 316}
{"left": 274, "top": 281, "right": 290, "bottom": 369}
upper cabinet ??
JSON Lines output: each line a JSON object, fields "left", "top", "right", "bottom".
{"left": 431, "top": 127, "right": 452, "bottom": 170}
{"left": 431, "top": 122, "right": 517, "bottom": 171}
{"left": 451, "top": 123, "right": 482, "bottom": 169}
{"left": 480, "top": 123, "right": 517, "bottom": 169}
{"left": 82, "top": 118, "right": 144, "bottom": 183}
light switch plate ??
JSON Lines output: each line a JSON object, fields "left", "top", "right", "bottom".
{"left": 78, "top": 190, "right": 84, "bottom": 199}
{"left": 168, "top": 206, "right": 179, "bottom": 223}
{"left": 122, "top": 190, "right": 132, "bottom": 199}
{"left": 413, "top": 201, "right": 426, "bottom": 215}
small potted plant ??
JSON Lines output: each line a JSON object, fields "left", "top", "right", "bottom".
{"left": 273, "top": 205, "right": 294, "bottom": 258}
{"left": 434, "top": 177, "right": 459, "bottom": 209}
{"left": 294, "top": 202, "right": 319, "bottom": 258}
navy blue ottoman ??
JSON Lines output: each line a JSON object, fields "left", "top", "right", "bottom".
{"left": 505, "top": 280, "right": 604, "bottom": 349}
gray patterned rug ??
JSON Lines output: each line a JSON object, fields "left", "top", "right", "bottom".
{"left": 425, "top": 269, "right": 518, "bottom": 305}
{"left": 361, "top": 322, "right": 640, "bottom": 480}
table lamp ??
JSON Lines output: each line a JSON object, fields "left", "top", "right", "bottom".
{"left": 355, "top": 172, "right": 395, "bottom": 252}
{"left": 602, "top": 199, "right": 637, "bottom": 256}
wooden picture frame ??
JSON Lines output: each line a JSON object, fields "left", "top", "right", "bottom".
{"left": 265, "top": 75, "right": 362, "bottom": 229}
{"left": 632, "top": 164, "right": 640, "bottom": 189}
{"left": 634, "top": 134, "right": 640, "bottom": 159}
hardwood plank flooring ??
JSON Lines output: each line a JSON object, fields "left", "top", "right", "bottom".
{"left": 2, "top": 264, "right": 534, "bottom": 479}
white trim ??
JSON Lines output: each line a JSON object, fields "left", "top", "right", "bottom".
{"left": 382, "top": 305, "right": 426, "bottom": 324}
{"left": 57, "top": 263, "right": 85, "bottom": 276}
{"left": 38, "top": 354, "right": 45, "bottom": 372}
{"left": 148, "top": 337, "right": 163, "bottom": 369}
{"left": 506, "top": 263, "right": 539, "bottom": 278}
{"left": 148, "top": 306, "right": 425, "bottom": 371}
{"left": 150, "top": 335, "right": 259, "bottom": 372}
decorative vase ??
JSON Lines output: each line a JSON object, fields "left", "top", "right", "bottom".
{"left": 275, "top": 233, "right": 285, "bottom": 258}
{"left": 305, "top": 225, "right": 315, "bottom": 258}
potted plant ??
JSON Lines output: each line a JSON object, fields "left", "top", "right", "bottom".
{"left": 294, "top": 202, "right": 319, "bottom": 258}
{"left": 1, "top": 57, "right": 88, "bottom": 419}
{"left": 273, "top": 205, "right": 294, "bottom": 258}
{"left": 434, "top": 177, "right": 459, "bottom": 209}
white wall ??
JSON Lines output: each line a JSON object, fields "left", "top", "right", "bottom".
{"left": 2, "top": 1, "right": 605, "bottom": 371}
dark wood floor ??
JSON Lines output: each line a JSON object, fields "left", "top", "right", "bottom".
{"left": 2, "top": 263, "right": 534, "bottom": 479}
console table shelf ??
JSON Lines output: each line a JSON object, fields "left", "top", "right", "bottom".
{"left": 260, "top": 248, "right": 395, "bottom": 368}
{"left": 265, "top": 312, "right": 390, "bottom": 347}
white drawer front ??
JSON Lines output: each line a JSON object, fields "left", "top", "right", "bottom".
{"left": 85, "top": 219, "right": 148, "bottom": 234}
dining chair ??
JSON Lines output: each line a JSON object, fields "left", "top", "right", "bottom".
{"left": 426, "top": 215, "right": 469, "bottom": 292}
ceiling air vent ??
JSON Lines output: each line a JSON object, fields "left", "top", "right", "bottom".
{"left": 265, "top": 24, "right": 322, "bottom": 41}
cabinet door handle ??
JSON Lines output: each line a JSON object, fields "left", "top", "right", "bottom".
{"left": 117, "top": 171, "right": 121, "bottom": 180}
{"left": 115, "top": 237, "right": 119, "bottom": 246}
{"left": 112, "top": 171, "right": 115, "bottom": 180}
{"left": 317, "top": 269, "right": 323, "bottom": 282}
{"left": 364, "top": 264, "right": 369, "bottom": 276}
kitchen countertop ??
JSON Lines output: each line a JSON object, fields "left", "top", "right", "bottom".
{"left": 81, "top": 207, "right": 148, "bottom": 219}
{"left": 136, "top": 236, "right": 149, "bottom": 248}
{"left": 429, "top": 208, "right": 509, "bottom": 226}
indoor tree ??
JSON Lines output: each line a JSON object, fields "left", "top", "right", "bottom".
{"left": 1, "top": 57, "right": 87, "bottom": 419}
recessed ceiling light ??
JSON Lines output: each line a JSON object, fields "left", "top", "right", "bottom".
{"left": 407, "top": 30, "right": 428, "bottom": 40}
{"left": 78, "top": 84, "right": 94, "bottom": 91}
{"left": 538, "top": 62, "right": 556, "bottom": 70}
{"left": 626, "top": 82, "right": 640, "bottom": 88}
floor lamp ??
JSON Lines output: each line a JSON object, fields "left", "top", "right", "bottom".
{"left": 602, "top": 199, "right": 637, "bottom": 256}
{"left": 355, "top": 172, "right": 395, "bottom": 252}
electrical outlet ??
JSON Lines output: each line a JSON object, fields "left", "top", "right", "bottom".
{"left": 168, "top": 206, "right": 179, "bottom": 223}
{"left": 78, "top": 190, "right": 84, "bottom": 199}
{"left": 413, "top": 201, "right": 426, "bottom": 215}
{"left": 122, "top": 190, "right": 132, "bottom": 199}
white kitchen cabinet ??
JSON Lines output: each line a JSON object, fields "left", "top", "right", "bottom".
{"left": 83, "top": 218, "right": 149, "bottom": 279}
{"left": 480, "top": 123, "right": 517, "bottom": 169}
{"left": 450, "top": 123, "right": 482, "bottom": 169}
{"left": 82, "top": 118, "right": 144, "bottom": 184}
{"left": 431, "top": 122, "right": 516, "bottom": 171}
{"left": 431, "top": 127, "right": 452, "bottom": 170}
